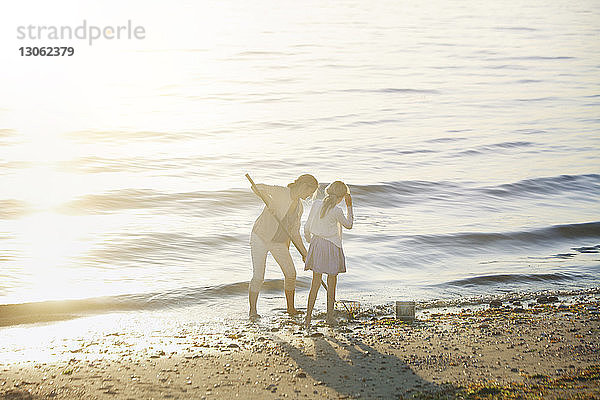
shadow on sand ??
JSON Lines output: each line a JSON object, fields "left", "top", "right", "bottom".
{"left": 275, "top": 327, "right": 444, "bottom": 399}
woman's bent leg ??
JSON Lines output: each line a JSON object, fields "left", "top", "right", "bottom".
{"left": 270, "top": 244, "right": 300, "bottom": 315}
{"left": 305, "top": 272, "right": 322, "bottom": 327}
{"left": 326, "top": 274, "right": 337, "bottom": 324}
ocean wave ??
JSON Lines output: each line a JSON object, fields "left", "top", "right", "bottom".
{"left": 0, "top": 129, "right": 17, "bottom": 145}
{"left": 453, "top": 140, "right": 536, "bottom": 156}
{"left": 58, "top": 156, "right": 209, "bottom": 173}
{"left": 353, "top": 174, "right": 600, "bottom": 203}
{"left": 426, "top": 136, "right": 469, "bottom": 143}
{"left": 494, "top": 26, "right": 538, "bottom": 31}
{"left": 0, "top": 279, "right": 310, "bottom": 327}
{"left": 338, "top": 88, "right": 440, "bottom": 95}
{"left": 0, "top": 161, "right": 30, "bottom": 171}
{"left": 235, "top": 50, "right": 296, "bottom": 57}
{"left": 440, "top": 272, "right": 580, "bottom": 287}
{"left": 489, "top": 55, "right": 574, "bottom": 61}
{"left": 572, "top": 245, "right": 600, "bottom": 254}
{"left": 349, "top": 180, "right": 459, "bottom": 196}
{"left": 65, "top": 129, "right": 204, "bottom": 143}
{"left": 351, "top": 174, "right": 600, "bottom": 205}
{"left": 58, "top": 188, "right": 254, "bottom": 215}
{"left": 0, "top": 128, "right": 15, "bottom": 137}
{"left": 0, "top": 199, "right": 29, "bottom": 219}
{"left": 59, "top": 181, "right": 453, "bottom": 215}
{"left": 486, "top": 64, "right": 528, "bottom": 70}
{"left": 342, "top": 119, "right": 406, "bottom": 128}
{"left": 408, "top": 222, "right": 600, "bottom": 249}
{"left": 478, "top": 174, "right": 600, "bottom": 199}
{"left": 359, "top": 146, "right": 436, "bottom": 156}
{"left": 516, "top": 97, "right": 560, "bottom": 102}
{"left": 56, "top": 173, "right": 600, "bottom": 215}
{"left": 515, "top": 79, "right": 543, "bottom": 84}
{"left": 512, "top": 128, "right": 547, "bottom": 135}
{"left": 82, "top": 231, "right": 247, "bottom": 266}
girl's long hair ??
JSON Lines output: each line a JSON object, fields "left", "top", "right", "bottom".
{"left": 320, "top": 181, "right": 349, "bottom": 218}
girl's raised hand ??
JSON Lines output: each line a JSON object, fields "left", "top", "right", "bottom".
{"left": 344, "top": 193, "right": 352, "bottom": 206}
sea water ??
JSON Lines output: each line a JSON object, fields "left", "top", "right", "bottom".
{"left": 0, "top": 0, "right": 599, "bottom": 330}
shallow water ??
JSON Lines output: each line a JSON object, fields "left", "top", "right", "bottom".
{"left": 0, "top": 0, "right": 599, "bottom": 327}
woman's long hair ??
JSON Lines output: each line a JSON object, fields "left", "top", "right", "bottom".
{"left": 320, "top": 181, "right": 349, "bottom": 218}
{"left": 288, "top": 174, "right": 318, "bottom": 198}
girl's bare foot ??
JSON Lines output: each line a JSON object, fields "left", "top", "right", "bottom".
{"left": 304, "top": 315, "right": 311, "bottom": 329}
{"left": 326, "top": 317, "right": 338, "bottom": 326}
{"left": 249, "top": 312, "right": 261, "bottom": 320}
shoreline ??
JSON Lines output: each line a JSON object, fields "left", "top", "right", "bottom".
{"left": 2, "top": 285, "right": 600, "bottom": 329}
{"left": 1, "top": 295, "right": 599, "bottom": 399}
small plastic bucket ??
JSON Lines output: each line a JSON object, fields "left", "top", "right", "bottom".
{"left": 395, "top": 301, "right": 415, "bottom": 320}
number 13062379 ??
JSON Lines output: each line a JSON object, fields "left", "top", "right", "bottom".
{"left": 19, "top": 47, "right": 74, "bottom": 56}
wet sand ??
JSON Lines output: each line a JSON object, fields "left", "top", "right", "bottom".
{"left": 1, "top": 297, "right": 599, "bottom": 399}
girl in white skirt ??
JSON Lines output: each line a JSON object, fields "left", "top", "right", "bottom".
{"left": 304, "top": 181, "right": 353, "bottom": 327}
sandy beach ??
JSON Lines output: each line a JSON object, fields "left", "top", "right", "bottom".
{"left": 1, "top": 295, "right": 599, "bottom": 400}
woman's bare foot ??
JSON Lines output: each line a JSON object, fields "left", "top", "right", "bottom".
{"left": 287, "top": 308, "right": 304, "bottom": 317}
{"left": 326, "top": 317, "right": 338, "bottom": 326}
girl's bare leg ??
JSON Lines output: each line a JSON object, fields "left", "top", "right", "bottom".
{"left": 326, "top": 274, "right": 337, "bottom": 324}
{"left": 305, "top": 272, "right": 322, "bottom": 328}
